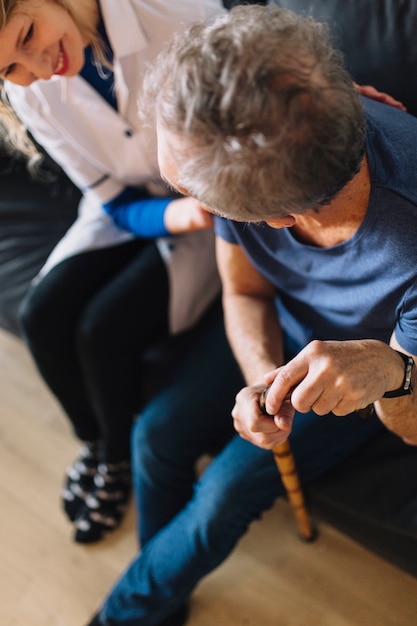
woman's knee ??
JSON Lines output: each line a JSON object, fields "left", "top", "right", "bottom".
{"left": 74, "top": 282, "right": 126, "bottom": 359}
{"left": 18, "top": 284, "right": 56, "bottom": 341}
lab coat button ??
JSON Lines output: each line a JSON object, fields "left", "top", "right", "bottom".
{"left": 124, "top": 129, "right": 133, "bottom": 137}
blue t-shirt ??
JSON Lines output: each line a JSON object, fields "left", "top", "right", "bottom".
{"left": 215, "top": 97, "right": 417, "bottom": 355}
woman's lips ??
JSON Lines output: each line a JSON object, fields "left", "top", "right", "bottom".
{"left": 54, "top": 42, "right": 69, "bottom": 75}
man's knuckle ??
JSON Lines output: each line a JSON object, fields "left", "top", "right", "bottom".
{"left": 308, "top": 339, "right": 325, "bottom": 356}
{"left": 275, "top": 369, "right": 293, "bottom": 388}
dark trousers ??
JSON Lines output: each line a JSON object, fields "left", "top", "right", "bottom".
{"left": 19, "top": 239, "right": 169, "bottom": 462}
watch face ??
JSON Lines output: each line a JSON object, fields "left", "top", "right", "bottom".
{"left": 404, "top": 357, "right": 414, "bottom": 392}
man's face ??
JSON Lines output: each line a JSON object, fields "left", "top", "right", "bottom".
{"left": 157, "top": 121, "right": 297, "bottom": 229}
{"left": 157, "top": 122, "right": 194, "bottom": 202}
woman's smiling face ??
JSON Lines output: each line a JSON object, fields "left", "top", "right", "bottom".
{"left": 0, "top": 0, "right": 88, "bottom": 86}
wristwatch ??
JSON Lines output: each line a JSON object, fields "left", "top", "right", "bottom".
{"left": 383, "top": 350, "right": 414, "bottom": 398}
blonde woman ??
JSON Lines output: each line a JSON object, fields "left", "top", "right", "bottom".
{"left": 0, "top": 0, "right": 224, "bottom": 544}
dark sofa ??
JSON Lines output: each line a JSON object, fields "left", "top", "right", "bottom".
{"left": 1, "top": 0, "right": 417, "bottom": 578}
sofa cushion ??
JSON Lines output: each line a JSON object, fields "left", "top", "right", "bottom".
{"left": 308, "top": 430, "right": 417, "bottom": 578}
{"left": 0, "top": 152, "right": 80, "bottom": 335}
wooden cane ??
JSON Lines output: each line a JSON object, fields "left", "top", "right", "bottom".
{"left": 260, "top": 386, "right": 315, "bottom": 541}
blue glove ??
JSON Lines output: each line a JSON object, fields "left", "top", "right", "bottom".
{"left": 103, "top": 186, "right": 172, "bottom": 238}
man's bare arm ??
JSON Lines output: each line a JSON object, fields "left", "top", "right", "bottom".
{"left": 216, "top": 236, "right": 283, "bottom": 385}
{"left": 216, "top": 237, "right": 296, "bottom": 448}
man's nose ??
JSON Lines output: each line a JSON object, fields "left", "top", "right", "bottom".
{"left": 265, "top": 215, "right": 297, "bottom": 229}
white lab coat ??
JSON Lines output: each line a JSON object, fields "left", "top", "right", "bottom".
{"left": 6, "top": 0, "right": 225, "bottom": 334}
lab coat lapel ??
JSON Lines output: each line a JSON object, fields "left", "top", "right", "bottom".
{"left": 99, "top": 0, "right": 148, "bottom": 117}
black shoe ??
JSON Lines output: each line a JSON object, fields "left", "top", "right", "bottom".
{"left": 85, "top": 614, "right": 101, "bottom": 626}
{"left": 85, "top": 604, "right": 189, "bottom": 626}
{"left": 74, "top": 460, "right": 131, "bottom": 543}
{"left": 159, "top": 604, "right": 189, "bottom": 626}
{"left": 61, "top": 442, "right": 99, "bottom": 522}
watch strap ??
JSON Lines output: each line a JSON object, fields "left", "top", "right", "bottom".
{"left": 383, "top": 350, "right": 414, "bottom": 398}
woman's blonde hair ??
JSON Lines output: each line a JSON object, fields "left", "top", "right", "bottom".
{"left": 0, "top": 0, "right": 107, "bottom": 165}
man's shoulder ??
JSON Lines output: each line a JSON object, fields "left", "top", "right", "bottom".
{"left": 363, "top": 95, "right": 417, "bottom": 142}
{"left": 364, "top": 96, "right": 417, "bottom": 203}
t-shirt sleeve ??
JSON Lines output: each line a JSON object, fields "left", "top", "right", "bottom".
{"left": 394, "top": 278, "right": 417, "bottom": 356}
{"left": 214, "top": 215, "right": 239, "bottom": 243}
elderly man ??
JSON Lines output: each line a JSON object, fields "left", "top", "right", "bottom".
{"left": 154, "top": 4, "right": 417, "bottom": 446}
{"left": 88, "top": 5, "right": 417, "bottom": 626}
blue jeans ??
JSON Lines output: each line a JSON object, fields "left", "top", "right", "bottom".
{"left": 96, "top": 325, "right": 383, "bottom": 625}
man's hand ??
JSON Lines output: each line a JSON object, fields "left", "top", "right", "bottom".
{"left": 164, "top": 197, "right": 214, "bottom": 233}
{"left": 262, "top": 339, "right": 399, "bottom": 418}
{"left": 231, "top": 383, "right": 295, "bottom": 449}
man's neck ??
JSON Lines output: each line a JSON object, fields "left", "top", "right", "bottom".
{"left": 289, "top": 155, "right": 371, "bottom": 247}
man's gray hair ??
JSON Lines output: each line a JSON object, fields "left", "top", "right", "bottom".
{"left": 145, "top": 4, "right": 366, "bottom": 220}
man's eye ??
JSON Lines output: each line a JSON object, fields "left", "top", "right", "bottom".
{"left": 23, "top": 23, "right": 34, "bottom": 44}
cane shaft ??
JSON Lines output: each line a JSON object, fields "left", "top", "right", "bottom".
{"left": 260, "top": 385, "right": 314, "bottom": 540}
{"left": 272, "top": 439, "right": 314, "bottom": 540}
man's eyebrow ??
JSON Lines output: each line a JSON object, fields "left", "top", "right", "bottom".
{"left": 0, "top": 22, "right": 25, "bottom": 76}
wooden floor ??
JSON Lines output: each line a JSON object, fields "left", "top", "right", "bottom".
{"left": 1, "top": 327, "right": 417, "bottom": 626}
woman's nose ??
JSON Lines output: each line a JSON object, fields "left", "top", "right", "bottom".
{"left": 21, "top": 47, "right": 55, "bottom": 81}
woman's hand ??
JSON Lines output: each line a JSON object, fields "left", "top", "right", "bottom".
{"left": 354, "top": 83, "right": 406, "bottom": 111}
{"left": 164, "top": 197, "right": 214, "bottom": 234}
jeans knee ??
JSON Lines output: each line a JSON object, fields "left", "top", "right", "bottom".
{"left": 195, "top": 453, "right": 280, "bottom": 537}
{"left": 187, "top": 471, "right": 271, "bottom": 561}
{"left": 131, "top": 415, "right": 166, "bottom": 469}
